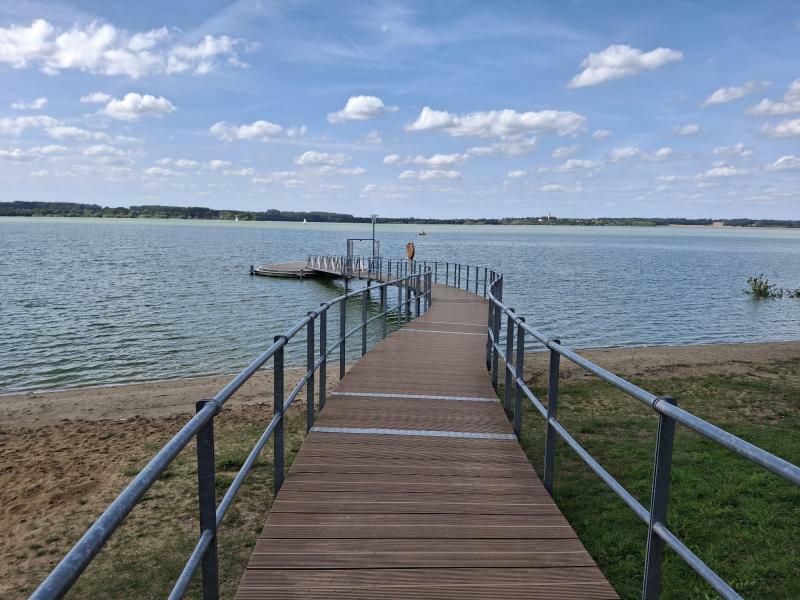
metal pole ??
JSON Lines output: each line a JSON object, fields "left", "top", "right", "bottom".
{"left": 504, "top": 309, "right": 515, "bottom": 419}
{"left": 361, "top": 284, "right": 369, "bottom": 356}
{"left": 483, "top": 267, "right": 487, "bottom": 297}
{"left": 491, "top": 280, "right": 502, "bottom": 390}
{"left": 415, "top": 275, "right": 421, "bottom": 316}
{"left": 195, "top": 400, "right": 219, "bottom": 600}
{"left": 446, "top": 262, "right": 449, "bottom": 286}
{"left": 486, "top": 298, "right": 493, "bottom": 371}
{"left": 380, "top": 284, "right": 387, "bottom": 338}
{"left": 475, "top": 267, "right": 479, "bottom": 294}
{"left": 273, "top": 337, "right": 285, "bottom": 493}
{"left": 466, "top": 265, "right": 470, "bottom": 292}
{"left": 544, "top": 340, "right": 560, "bottom": 494}
{"left": 397, "top": 282, "right": 403, "bottom": 325}
{"left": 306, "top": 313, "right": 315, "bottom": 432}
{"left": 434, "top": 262, "right": 438, "bottom": 283}
{"left": 339, "top": 300, "right": 346, "bottom": 379}
{"left": 319, "top": 306, "right": 326, "bottom": 410}
{"left": 513, "top": 318, "right": 525, "bottom": 439}
{"left": 643, "top": 397, "right": 678, "bottom": 600}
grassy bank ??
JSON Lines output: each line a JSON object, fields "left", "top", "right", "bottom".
{"left": 515, "top": 358, "right": 800, "bottom": 599}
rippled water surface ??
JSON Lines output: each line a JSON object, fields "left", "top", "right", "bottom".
{"left": 2, "top": 218, "right": 800, "bottom": 392}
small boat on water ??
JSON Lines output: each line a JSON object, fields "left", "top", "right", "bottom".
{"left": 235, "top": 216, "right": 239, "bottom": 222}
{"left": 418, "top": 229, "right": 427, "bottom": 236}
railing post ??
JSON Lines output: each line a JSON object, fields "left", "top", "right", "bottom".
{"left": 361, "top": 284, "right": 369, "bottom": 356}
{"left": 318, "top": 306, "right": 326, "bottom": 410}
{"left": 273, "top": 337, "right": 285, "bottom": 493}
{"left": 398, "top": 282, "right": 404, "bottom": 325}
{"left": 491, "top": 279, "right": 502, "bottom": 390}
{"left": 405, "top": 282, "right": 411, "bottom": 322}
{"left": 415, "top": 275, "right": 421, "bottom": 316}
{"left": 483, "top": 267, "right": 487, "bottom": 297}
{"left": 642, "top": 397, "right": 678, "bottom": 600}
{"left": 446, "top": 262, "right": 450, "bottom": 286}
{"left": 195, "top": 400, "right": 219, "bottom": 600}
{"left": 466, "top": 265, "right": 470, "bottom": 291}
{"left": 434, "top": 262, "right": 438, "bottom": 283}
{"left": 339, "top": 300, "right": 346, "bottom": 380}
{"left": 306, "top": 312, "right": 315, "bottom": 432}
{"left": 513, "top": 318, "right": 525, "bottom": 439}
{"left": 485, "top": 299, "right": 493, "bottom": 371}
{"left": 504, "top": 309, "right": 515, "bottom": 419}
{"left": 475, "top": 267, "right": 479, "bottom": 294}
{"left": 380, "top": 284, "right": 387, "bottom": 338}
{"left": 543, "top": 339, "right": 560, "bottom": 495}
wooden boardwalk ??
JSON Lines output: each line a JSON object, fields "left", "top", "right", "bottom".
{"left": 236, "top": 284, "right": 618, "bottom": 599}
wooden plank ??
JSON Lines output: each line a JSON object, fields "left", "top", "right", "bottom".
{"left": 235, "top": 282, "right": 617, "bottom": 599}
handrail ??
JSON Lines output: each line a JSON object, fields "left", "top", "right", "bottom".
{"left": 31, "top": 260, "right": 436, "bottom": 600}
{"left": 484, "top": 269, "right": 800, "bottom": 600}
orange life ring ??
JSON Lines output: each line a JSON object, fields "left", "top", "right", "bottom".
{"left": 405, "top": 241, "right": 416, "bottom": 260}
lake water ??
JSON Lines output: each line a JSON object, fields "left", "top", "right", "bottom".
{"left": 2, "top": 218, "right": 799, "bottom": 393}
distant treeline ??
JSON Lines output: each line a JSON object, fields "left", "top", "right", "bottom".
{"left": 1, "top": 202, "right": 799, "bottom": 228}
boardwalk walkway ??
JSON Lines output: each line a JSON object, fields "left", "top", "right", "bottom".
{"left": 236, "top": 283, "right": 618, "bottom": 599}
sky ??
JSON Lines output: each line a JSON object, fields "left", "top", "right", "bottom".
{"left": 0, "top": 1, "right": 799, "bottom": 219}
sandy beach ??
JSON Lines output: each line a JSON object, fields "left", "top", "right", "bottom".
{"left": 3, "top": 341, "right": 800, "bottom": 597}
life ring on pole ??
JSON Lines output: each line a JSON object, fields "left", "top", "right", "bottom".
{"left": 405, "top": 241, "right": 416, "bottom": 260}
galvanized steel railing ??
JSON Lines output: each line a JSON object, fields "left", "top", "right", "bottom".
{"left": 30, "top": 259, "right": 435, "bottom": 600}
{"left": 483, "top": 268, "right": 800, "bottom": 600}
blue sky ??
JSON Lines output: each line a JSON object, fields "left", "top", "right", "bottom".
{"left": 1, "top": 1, "right": 799, "bottom": 218}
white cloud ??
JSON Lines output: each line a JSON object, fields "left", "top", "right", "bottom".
{"left": 222, "top": 167, "right": 255, "bottom": 176}
{"left": 0, "top": 115, "right": 59, "bottom": 136}
{"left": 748, "top": 80, "right": 800, "bottom": 116}
{"left": 411, "top": 153, "right": 470, "bottom": 168}
{"left": 399, "top": 169, "right": 461, "bottom": 180}
{"left": 0, "top": 19, "right": 253, "bottom": 78}
{"left": 83, "top": 144, "right": 123, "bottom": 156}
{"left": 568, "top": 44, "right": 682, "bottom": 88}
{"left": 80, "top": 92, "right": 112, "bottom": 104}
{"left": 765, "top": 155, "right": 800, "bottom": 171}
{"left": 552, "top": 145, "right": 579, "bottom": 158}
{"left": 762, "top": 118, "right": 800, "bottom": 138}
{"left": 656, "top": 175, "right": 691, "bottom": 183}
{"left": 359, "top": 130, "right": 383, "bottom": 145}
{"left": 507, "top": 170, "right": 527, "bottom": 178}
{"left": 207, "top": 159, "right": 232, "bottom": 170}
{"left": 609, "top": 146, "right": 642, "bottom": 161}
{"left": 0, "top": 147, "right": 37, "bottom": 161}
{"left": 210, "top": 120, "right": 306, "bottom": 142}
{"left": 252, "top": 176, "right": 272, "bottom": 185}
{"left": 99, "top": 93, "right": 175, "bottom": 121}
{"left": 406, "top": 106, "right": 585, "bottom": 137}
{"left": 592, "top": 129, "right": 612, "bottom": 140}
{"left": 383, "top": 153, "right": 403, "bottom": 165}
{"left": 11, "top": 97, "right": 47, "bottom": 110}
{"left": 703, "top": 81, "right": 768, "bottom": 106}
{"left": 327, "top": 95, "right": 398, "bottom": 124}
{"left": 143, "top": 166, "right": 181, "bottom": 176}
{"left": 713, "top": 143, "right": 754, "bottom": 158}
{"left": 651, "top": 147, "right": 673, "bottom": 161}
{"left": 295, "top": 151, "right": 350, "bottom": 166}
{"left": 540, "top": 183, "right": 584, "bottom": 192}
{"left": 702, "top": 165, "right": 747, "bottom": 177}
{"left": 674, "top": 123, "right": 699, "bottom": 136}
{"left": 158, "top": 157, "right": 200, "bottom": 168}
{"left": 538, "top": 158, "right": 604, "bottom": 173}
{"left": 46, "top": 125, "right": 109, "bottom": 141}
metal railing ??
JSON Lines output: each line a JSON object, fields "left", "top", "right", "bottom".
{"left": 32, "top": 256, "right": 798, "bottom": 600}
{"left": 483, "top": 268, "right": 800, "bottom": 600}
{"left": 31, "top": 260, "right": 435, "bottom": 600}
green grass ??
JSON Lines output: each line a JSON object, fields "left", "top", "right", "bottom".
{"left": 513, "top": 363, "right": 800, "bottom": 599}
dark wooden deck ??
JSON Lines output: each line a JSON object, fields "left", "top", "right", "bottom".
{"left": 235, "top": 284, "right": 618, "bottom": 599}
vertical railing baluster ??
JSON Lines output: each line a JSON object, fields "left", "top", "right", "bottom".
{"left": 491, "top": 279, "right": 502, "bottom": 390}
{"left": 446, "top": 262, "right": 450, "bottom": 286}
{"left": 318, "top": 306, "right": 326, "bottom": 410}
{"left": 513, "top": 318, "right": 525, "bottom": 439}
{"left": 361, "top": 283, "right": 369, "bottom": 356}
{"left": 398, "top": 282, "right": 403, "bottom": 325}
{"left": 466, "top": 265, "right": 470, "bottom": 291}
{"left": 642, "top": 397, "right": 678, "bottom": 600}
{"left": 339, "top": 300, "right": 346, "bottom": 380}
{"left": 415, "top": 274, "right": 421, "bottom": 317}
{"left": 544, "top": 339, "right": 560, "bottom": 494}
{"left": 475, "top": 266, "right": 479, "bottom": 294}
{"left": 434, "top": 262, "right": 438, "bottom": 283}
{"left": 485, "top": 299, "right": 493, "bottom": 371}
{"left": 483, "top": 267, "right": 487, "bottom": 297}
{"left": 380, "top": 284, "right": 387, "bottom": 338}
{"left": 306, "top": 312, "right": 315, "bottom": 432}
{"left": 273, "top": 337, "right": 285, "bottom": 493}
{"left": 504, "top": 309, "right": 515, "bottom": 419}
{"left": 195, "top": 400, "right": 219, "bottom": 600}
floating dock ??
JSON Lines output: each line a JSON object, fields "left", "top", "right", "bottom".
{"left": 250, "top": 261, "right": 322, "bottom": 278}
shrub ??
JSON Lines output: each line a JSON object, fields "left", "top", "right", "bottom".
{"left": 745, "top": 274, "right": 783, "bottom": 298}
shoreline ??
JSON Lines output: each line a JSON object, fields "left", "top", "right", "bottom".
{"left": 3, "top": 341, "right": 800, "bottom": 427}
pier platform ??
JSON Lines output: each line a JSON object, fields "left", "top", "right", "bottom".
{"left": 234, "top": 283, "right": 617, "bottom": 599}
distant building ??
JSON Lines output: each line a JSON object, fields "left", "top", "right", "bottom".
{"left": 712, "top": 221, "right": 725, "bottom": 227}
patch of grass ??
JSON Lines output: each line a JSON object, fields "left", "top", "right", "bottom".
{"left": 516, "top": 363, "right": 800, "bottom": 600}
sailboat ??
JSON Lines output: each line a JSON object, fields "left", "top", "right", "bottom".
{"left": 303, "top": 218, "right": 307, "bottom": 223}
{"left": 235, "top": 216, "right": 239, "bottom": 222}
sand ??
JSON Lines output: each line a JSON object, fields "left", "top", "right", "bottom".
{"left": 2, "top": 341, "right": 800, "bottom": 597}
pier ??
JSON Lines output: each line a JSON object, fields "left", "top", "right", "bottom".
{"left": 31, "top": 256, "right": 800, "bottom": 600}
